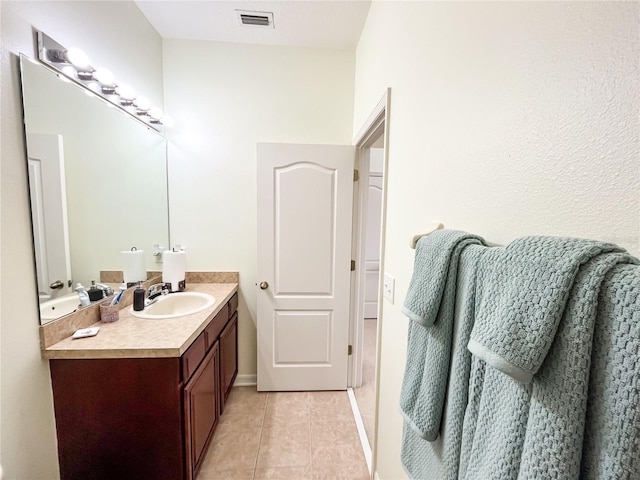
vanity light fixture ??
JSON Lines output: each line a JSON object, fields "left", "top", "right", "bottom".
{"left": 134, "top": 96, "right": 151, "bottom": 115}
{"left": 93, "top": 68, "right": 117, "bottom": 94}
{"left": 148, "top": 107, "right": 163, "bottom": 121}
{"left": 117, "top": 84, "right": 135, "bottom": 106}
{"left": 36, "top": 31, "right": 169, "bottom": 131}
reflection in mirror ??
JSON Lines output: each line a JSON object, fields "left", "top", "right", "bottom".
{"left": 20, "top": 55, "right": 169, "bottom": 324}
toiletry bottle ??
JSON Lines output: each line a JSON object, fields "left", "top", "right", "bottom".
{"left": 133, "top": 282, "right": 145, "bottom": 311}
{"left": 88, "top": 280, "right": 104, "bottom": 302}
{"left": 76, "top": 283, "right": 91, "bottom": 307}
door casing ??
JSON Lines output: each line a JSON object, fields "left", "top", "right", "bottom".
{"left": 348, "top": 88, "right": 391, "bottom": 477}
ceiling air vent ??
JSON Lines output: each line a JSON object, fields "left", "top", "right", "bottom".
{"left": 235, "top": 10, "right": 274, "bottom": 28}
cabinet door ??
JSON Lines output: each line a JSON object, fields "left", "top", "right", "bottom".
{"left": 219, "top": 312, "right": 238, "bottom": 413}
{"left": 184, "top": 342, "right": 219, "bottom": 480}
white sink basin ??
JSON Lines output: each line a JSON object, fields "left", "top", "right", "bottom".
{"left": 129, "top": 292, "right": 215, "bottom": 319}
{"left": 40, "top": 295, "right": 81, "bottom": 321}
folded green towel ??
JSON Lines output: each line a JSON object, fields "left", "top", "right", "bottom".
{"left": 468, "top": 236, "right": 625, "bottom": 383}
{"left": 461, "top": 239, "right": 638, "bottom": 479}
{"left": 400, "top": 230, "right": 485, "bottom": 441}
{"left": 519, "top": 251, "right": 634, "bottom": 478}
{"left": 402, "top": 230, "right": 485, "bottom": 327}
{"left": 402, "top": 244, "right": 486, "bottom": 479}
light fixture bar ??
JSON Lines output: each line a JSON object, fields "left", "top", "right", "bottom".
{"left": 36, "top": 31, "right": 169, "bottom": 132}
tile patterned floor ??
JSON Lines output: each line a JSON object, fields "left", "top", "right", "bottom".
{"left": 197, "top": 387, "right": 370, "bottom": 480}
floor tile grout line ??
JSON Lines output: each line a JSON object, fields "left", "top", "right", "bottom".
{"left": 251, "top": 391, "right": 269, "bottom": 480}
{"left": 309, "top": 391, "right": 314, "bottom": 475}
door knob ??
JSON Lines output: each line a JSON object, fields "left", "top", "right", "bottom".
{"left": 259, "top": 281, "right": 269, "bottom": 290}
{"left": 50, "top": 280, "right": 64, "bottom": 289}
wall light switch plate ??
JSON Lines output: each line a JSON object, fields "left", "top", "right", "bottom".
{"left": 383, "top": 273, "right": 395, "bottom": 303}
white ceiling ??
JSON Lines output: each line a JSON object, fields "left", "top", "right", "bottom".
{"left": 134, "top": 1, "right": 371, "bottom": 49}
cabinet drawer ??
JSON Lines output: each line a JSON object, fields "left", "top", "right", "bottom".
{"left": 182, "top": 332, "right": 206, "bottom": 382}
{"left": 204, "top": 304, "right": 228, "bottom": 351}
{"left": 228, "top": 292, "right": 238, "bottom": 317}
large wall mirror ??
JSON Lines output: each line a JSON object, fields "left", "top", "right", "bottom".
{"left": 20, "top": 55, "right": 169, "bottom": 324}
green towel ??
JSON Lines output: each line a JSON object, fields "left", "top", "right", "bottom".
{"left": 461, "top": 238, "right": 638, "bottom": 479}
{"left": 402, "top": 230, "right": 485, "bottom": 327}
{"left": 400, "top": 230, "right": 485, "bottom": 441}
{"left": 468, "top": 236, "right": 625, "bottom": 383}
{"left": 581, "top": 264, "right": 640, "bottom": 478}
{"left": 401, "top": 235, "right": 640, "bottom": 479}
{"left": 402, "top": 244, "right": 486, "bottom": 479}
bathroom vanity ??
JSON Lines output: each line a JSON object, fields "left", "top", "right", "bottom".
{"left": 42, "top": 282, "right": 238, "bottom": 480}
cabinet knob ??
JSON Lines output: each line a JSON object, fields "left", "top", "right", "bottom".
{"left": 50, "top": 280, "right": 64, "bottom": 289}
{"left": 259, "top": 281, "right": 269, "bottom": 290}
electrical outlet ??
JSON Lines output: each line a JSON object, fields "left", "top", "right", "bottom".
{"left": 383, "top": 273, "right": 395, "bottom": 303}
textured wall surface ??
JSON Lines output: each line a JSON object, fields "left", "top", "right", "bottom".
{"left": 352, "top": 2, "right": 639, "bottom": 478}
{"left": 0, "top": 2, "right": 163, "bottom": 477}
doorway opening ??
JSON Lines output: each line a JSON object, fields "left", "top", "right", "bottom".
{"left": 348, "top": 89, "right": 390, "bottom": 476}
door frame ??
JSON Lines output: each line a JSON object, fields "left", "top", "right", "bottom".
{"left": 348, "top": 88, "right": 391, "bottom": 476}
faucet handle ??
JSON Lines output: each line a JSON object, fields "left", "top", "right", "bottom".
{"left": 148, "top": 282, "right": 170, "bottom": 299}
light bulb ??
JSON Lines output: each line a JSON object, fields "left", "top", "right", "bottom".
{"left": 117, "top": 84, "right": 135, "bottom": 100}
{"left": 61, "top": 66, "right": 76, "bottom": 78}
{"left": 148, "top": 108, "right": 163, "bottom": 120}
{"left": 66, "top": 48, "right": 90, "bottom": 69}
{"left": 134, "top": 96, "right": 150, "bottom": 110}
{"left": 93, "top": 68, "right": 114, "bottom": 86}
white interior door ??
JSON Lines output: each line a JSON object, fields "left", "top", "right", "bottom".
{"left": 257, "top": 143, "right": 355, "bottom": 391}
{"left": 364, "top": 174, "right": 383, "bottom": 319}
{"left": 26, "top": 133, "right": 72, "bottom": 301}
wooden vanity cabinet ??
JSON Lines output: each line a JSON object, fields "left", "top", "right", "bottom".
{"left": 220, "top": 311, "right": 238, "bottom": 411}
{"left": 184, "top": 341, "right": 219, "bottom": 480}
{"left": 50, "top": 356, "right": 185, "bottom": 480}
{"left": 49, "top": 294, "right": 239, "bottom": 480}
{"left": 219, "top": 293, "right": 238, "bottom": 413}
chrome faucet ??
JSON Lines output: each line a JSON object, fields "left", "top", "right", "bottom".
{"left": 94, "top": 283, "right": 114, "bottom": 296}
{"left": 147, "top": 282, "right": 170, "bottom": 303}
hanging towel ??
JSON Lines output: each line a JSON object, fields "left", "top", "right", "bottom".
{"left": 400, "top": 230, "right": 485, "bottom": 441}
{"left": 518, "top": 251, "right": 635, "bottom": 479}
{"left": 401, "top": 244, "right": 486, "bottom": 480}
{"left": 459, "top": 361, "right": 531, "bottom": 480}
{"left": 402, "top": 230, "right": 485, "bottom": 327}
{"left": 581, "top": 264, "right": 640, "bottom": 479}
{"left": 461, "top": 238, "right": 638, "bottom": 480}
{"left": 468, "top": 236, "right": 625, "bottom": 383}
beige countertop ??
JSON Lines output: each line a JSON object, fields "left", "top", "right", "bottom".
{"left": 43, "top": 283, "right": 238, "bottom": 360}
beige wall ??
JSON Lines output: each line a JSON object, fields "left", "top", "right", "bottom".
{"left": 0, "top": 2, "right": 163, "bottom": 477}
{"left": 162, "top": 40, "right": 355, "bottom": 379}
{"left": 353, "top": 2, "right": 639, "bottom": 478}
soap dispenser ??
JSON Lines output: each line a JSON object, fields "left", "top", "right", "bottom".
{"left": 88, "top": 280, "right": 104, "bottom": 302}
{"left": 133, "top": 282, "right": 146, "bottom": 311}
{"left": 76, "top": 283, "right": 91, "bottom": 307}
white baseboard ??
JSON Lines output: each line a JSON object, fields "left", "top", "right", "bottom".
{"left": 347, "top": 387, "right": 372, "bottom": 474}
{"left": 234, "top": 374, "right": 257, "bottom": 386}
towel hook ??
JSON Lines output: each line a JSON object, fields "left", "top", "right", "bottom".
{"left": 410, "top": 222, "right": 444, "bottom": 249}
